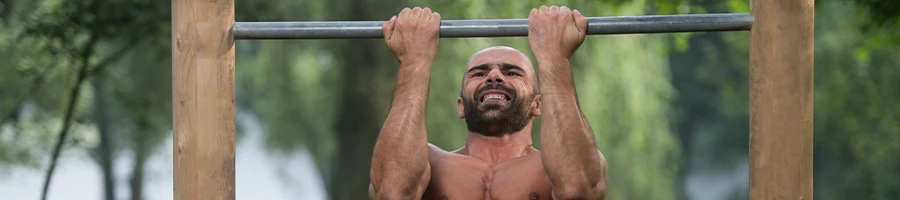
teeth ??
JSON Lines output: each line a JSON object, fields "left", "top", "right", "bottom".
{"left": 484, "top": 94, "right": 505, "bottom": 101}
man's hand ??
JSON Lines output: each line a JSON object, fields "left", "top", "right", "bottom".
{"left": 383, "top": 7, "right": 441, "bottom": 65}
{"left": 528, "top": 5, "right": 587, "bottom": 60}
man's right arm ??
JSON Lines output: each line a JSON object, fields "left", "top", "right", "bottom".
{"left": 369, "top": 7, "right": 441, "bottom": 199}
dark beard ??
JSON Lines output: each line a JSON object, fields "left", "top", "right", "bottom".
{"left": 463, "top": 85, "right": 532, "bottom": 137}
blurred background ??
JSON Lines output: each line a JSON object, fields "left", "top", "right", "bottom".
{"left": 0, "top": 0, "right": 897, "bottom": 199}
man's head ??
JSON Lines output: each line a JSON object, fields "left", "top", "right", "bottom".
{"left": 458, "top": 46, "right": 542, "bottom": 137}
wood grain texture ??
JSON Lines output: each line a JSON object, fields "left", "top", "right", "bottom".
{"left": 749, "top": 0, "right": 814, "bottom": 199}
{"left": 172, "top": 0, "right": 236, "bottom": 199}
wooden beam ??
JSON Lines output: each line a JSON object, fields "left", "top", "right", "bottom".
{"left": 173, "top": 0, "right": 236, "bottom": 199}
{"left": 749, "top": 0, "right": 814, "bottom": 199}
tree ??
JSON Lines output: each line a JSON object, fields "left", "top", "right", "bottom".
{"left": 813, "top": 1, "right": 900, "bottom": 199}
{"left": 1, "top": 0, "right": 164, "bottom": 199}
{"left": 1, "top": 0, "right": 168, "bottom": 199}
{"left": 848, "top": 0, "right": 900, "bottom": 43}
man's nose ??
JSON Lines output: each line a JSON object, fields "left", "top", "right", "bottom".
{"left": 486, "top": 69, "right": 505, "bottom": 84}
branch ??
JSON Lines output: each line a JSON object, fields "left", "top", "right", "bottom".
{"left": 0, "top": 38, "right": 138, "bottom": 129}
{"left": 0, "top": 64, "right": 54, "bottom": 127}
{"left": 37, "top": 33, "right": 141, "bottom": 200}
{"left": 88, "top": 38, "right": 141, "bottom": 77}
{"left": 40, "top": 33, "right": 97, "bottom": 200}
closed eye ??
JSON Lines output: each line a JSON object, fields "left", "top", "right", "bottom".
{"left": 506, "top": 72, "right": 520, "bottom": 76}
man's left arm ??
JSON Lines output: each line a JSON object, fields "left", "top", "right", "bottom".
{"left": 528, "top": 5, "right": 607, "bottom": 199}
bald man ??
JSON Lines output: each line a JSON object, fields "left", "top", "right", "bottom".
{"left": 369, "top": 5, "right": 607, "bottom": 200}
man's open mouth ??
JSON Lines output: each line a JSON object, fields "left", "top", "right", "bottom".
{"left": 479, "top": 92, "right": 511, "bottom": 103}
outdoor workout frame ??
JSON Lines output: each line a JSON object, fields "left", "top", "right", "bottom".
{"left": 172, "top": 0, "right": 813, "bottom": 199}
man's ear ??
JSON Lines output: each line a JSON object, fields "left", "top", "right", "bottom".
{"left": 531, "top": 94, "right": 542, "bottom": 117}
{"left": 457, "top": 97, "right": 465, "bottom": 119}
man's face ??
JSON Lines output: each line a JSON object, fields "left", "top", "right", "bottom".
{"left": 458, "top": 46, "right": 541, "bottom": 137}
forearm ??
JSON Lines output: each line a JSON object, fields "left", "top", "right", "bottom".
{"left": 537, "top": 57, "right": 606, "bottom": 198}
{"left": 370, "top": 62, "right": 431, "bottom": 196}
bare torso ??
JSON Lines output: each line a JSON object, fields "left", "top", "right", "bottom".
{"left": 423, "top": 145, "right": 553, "bottom": 200}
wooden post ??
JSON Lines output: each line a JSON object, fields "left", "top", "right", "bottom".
{"left": 172, "top": 0, "right": 236, "bottom": 199}
{"left": 749, "top": 0, "right": 814, "bottom": 199}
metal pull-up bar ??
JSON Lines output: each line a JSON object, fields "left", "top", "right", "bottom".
{"left": 233, "top": 13, "right": 752, "bottom": 40}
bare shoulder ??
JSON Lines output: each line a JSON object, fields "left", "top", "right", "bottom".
{"left": 426, "top": 143, "right": 449, "bottom": 157}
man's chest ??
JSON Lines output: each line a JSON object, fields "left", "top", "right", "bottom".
{"left": 423, "top": 156, "right": 553, "bottom": 200}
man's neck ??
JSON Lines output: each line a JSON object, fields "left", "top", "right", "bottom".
{"left": 460, "top": 124, "right": 535, "bottom": 165}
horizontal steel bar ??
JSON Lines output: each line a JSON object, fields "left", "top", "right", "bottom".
{"left": 233, "top": 13, "right": 752, "bottom": 40}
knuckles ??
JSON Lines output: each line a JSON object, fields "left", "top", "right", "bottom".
{"left": 530, "top": 5, "right": 575, "bottom": 22}
{"left": 388, "top": 7, "right": 440, "bottom": 40}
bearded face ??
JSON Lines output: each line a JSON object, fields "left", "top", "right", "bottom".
{"left": 463, "top": 84, "right": 533, "bottom": 137}
{"left": 459, "top": 46, "right": 540, "bottom": 137}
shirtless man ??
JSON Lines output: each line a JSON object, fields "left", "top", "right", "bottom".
{"left": 370, "top": 5, "right": 607, "bottom": 200}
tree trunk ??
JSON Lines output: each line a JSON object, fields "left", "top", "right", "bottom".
{"left": 92, "top": 75, "right": 116, "bottom": 200}
{"left": 40, "top": 34, "right": 96, "bottom": 200}
{"left": 328, "top": 1, "right": 394, "bottom": 199}
{"left": 330, "top": 37, "right": 383, "bottom": 200}
{"left": 130, "top": 128, "right": 149, "bottom": 200}
{"left": 130, "top": 153, "right": 145, "bottom": 200}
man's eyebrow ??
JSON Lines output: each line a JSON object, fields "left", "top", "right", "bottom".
{"left": 466, "top": 64, "right": 490, "bottom": 73}
{"left": 502, "top": 63, "right": 524, "bottom": 72}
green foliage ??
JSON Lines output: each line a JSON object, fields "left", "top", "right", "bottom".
{"left": 850, "top": 0, "right": 900, "bottom": 25}
{"left": 844, "top": 0, "right": 900, "bottom": 44}
{"left": 574, "top": 1, "right": 682, "bottom": 199}
{"left": 671, "top": 0, "right": 900, "bottom": 199}
{"left": 238, "top": 40, "right": 340, "bottom": 172}
{"left": 111, "top": 38, "right": 172, "bottom": 164}
{"left": 232, "top": 0, "right": 345, "bottom": 177}
{"left": 814, "top": 1, "right": 900, "bottom": 199}
{"left": 0, "top": 0, "right": 96, "bottom": 167}
{"left": 0, "top": 1, "right": 173, "bottom": 197}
